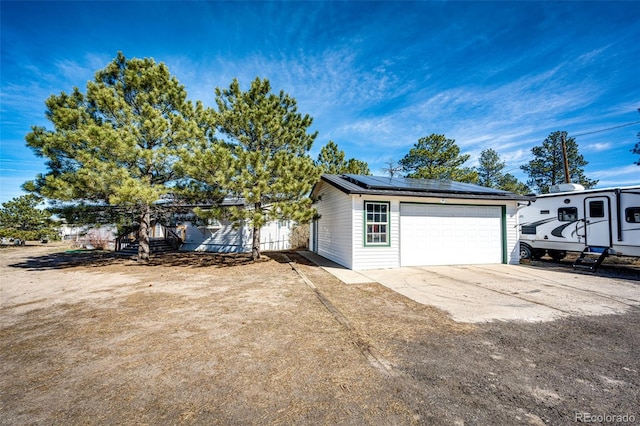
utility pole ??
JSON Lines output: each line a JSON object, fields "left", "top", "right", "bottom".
{"left": 561, "top": 132, "right": 571, "bottom": 184}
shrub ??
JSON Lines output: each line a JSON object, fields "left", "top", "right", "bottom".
{"left": 289, "top": 224, "right": 309, "bottom": 249}
{"left": 85, "top": 229, "right": 112, "bottom": 250}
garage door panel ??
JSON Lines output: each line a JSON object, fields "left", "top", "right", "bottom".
{"left": 400, "top": 204, "right": 502, "bottom": 266}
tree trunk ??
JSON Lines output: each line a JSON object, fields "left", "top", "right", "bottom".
{"left": 138, "top": 205, "right": 151, "bottom": 262}
{"left": 251, "top": 202, "right": 261, "bottom": 261}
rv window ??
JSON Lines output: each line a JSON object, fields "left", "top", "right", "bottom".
{"left": 626, "top": 207, "right": 640, "bottom": 223}
{"left": 589, "top": 201, "right": 605, "bottom": 218}
{"left": 558, "top": 207, "right": 578, "bottom": 222}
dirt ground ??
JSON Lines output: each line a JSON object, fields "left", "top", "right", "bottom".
{"left": 1, "top": 243, "right": 638, "bottom": 425}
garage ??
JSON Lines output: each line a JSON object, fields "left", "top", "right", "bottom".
{"left": 400, "top": 203, "right": 503, "bottom": 266}
{"left": 310, "top": 174, "right": 528, "bottom": 270}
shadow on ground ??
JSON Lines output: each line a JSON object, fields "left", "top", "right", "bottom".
{"left": 522, "top": 256, "right": 640, "bottom": 282}
{"left": 7, "top": 249, "right": 294, "bottom": 271}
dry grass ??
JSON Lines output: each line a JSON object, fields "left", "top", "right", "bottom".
{"left": 2, "top": 245, "right": 639, "bottom": 425}
{"left": 1, "top": 246, "right": 452, "bottom": 425}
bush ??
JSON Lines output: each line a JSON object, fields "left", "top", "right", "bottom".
{"left": 0, "top": 227, "right": 60, "bottom": 242}
{"left": 84, "top": 229, "right": 112, "bottom": 250}
{"left": 289, "top": 224, "right": 310, "bottom": 250}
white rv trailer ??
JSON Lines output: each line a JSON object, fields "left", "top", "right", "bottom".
{"left": 519, "top": 184, "right": 640, "bottom": 263}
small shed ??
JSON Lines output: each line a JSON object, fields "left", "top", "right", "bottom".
{"left": 309, "top": 174, "right": 531, "bottom": 270}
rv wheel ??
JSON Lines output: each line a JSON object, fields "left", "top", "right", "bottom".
{"left": 532, "top": 249, "right": 544, "bottom": 260}
{"left": 520, "top": 244, "right": 533, "bottom": 260}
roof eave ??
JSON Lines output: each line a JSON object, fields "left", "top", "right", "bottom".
{"left": 317, "top": 174, "right": 533, "bottom": 202}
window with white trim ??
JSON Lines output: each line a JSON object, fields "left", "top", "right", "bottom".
{"left": 365, "top": 201, "right": 389, "bottom": 245}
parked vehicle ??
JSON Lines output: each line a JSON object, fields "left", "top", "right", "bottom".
{"left": 519, "top": 184, "right": 640, "bottom": 270}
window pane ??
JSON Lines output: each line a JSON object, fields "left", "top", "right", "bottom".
{"left": 589, "top": 201, "right": 604, "bottom": 218}
{"left": 626, "top": 207, "right": 640, "bottom": 223}
{"left": 365, "top": 202, "right": 389, "bottom": 245}
{"left": 558, "top": 207, "right": 578, "bottom": 221}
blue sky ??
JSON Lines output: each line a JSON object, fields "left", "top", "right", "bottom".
{"left": 1, "top": 1, "right": 639, "bottom": 204}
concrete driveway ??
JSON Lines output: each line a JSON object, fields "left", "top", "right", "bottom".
{"left": 359, "top": 264, "right": 640, "bottom": 323}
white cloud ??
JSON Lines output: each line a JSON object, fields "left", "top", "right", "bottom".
{"left": 589, "top": 165, "right": 640, "bottom": 187}
{"left": 585, "top": 142, "right": 613, "bottom": 152}
{"left": 590, "top": 164, "right": 638, "bottom": 178}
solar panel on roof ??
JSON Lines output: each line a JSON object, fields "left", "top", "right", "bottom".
{"left": 342, "top": 174, "right": 510, "bottom": 195}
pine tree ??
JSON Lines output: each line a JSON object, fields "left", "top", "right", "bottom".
{"left": 476, "top": 148, "right": 529, "bottom": 194}
{"left": 316, "top": 140, "right": 370, "bottom": 175}
{"left": 399, "top": 134, "right": 478, "bottom": 183}
{"left": 183, "top": 77, "right": 320, "bottom": 260}
{"left": 345, "top": 158, "right": 371, "bottom": 175}
{"left": 0, "top": 194, "right": 57, "bottom": 241}
{"left": 520, "top": 131, "right": 598, "bottom": 194}
{"left": 497, "top": 173, "right": 530, "bottom": 195}
{"left": 25, "top": 52, "right": 203, "bottom": 261}
{"left": 477, "top": 149, "right": 505, "bottom": 188}
{"left": 316, "top": 141, "right": 346, "bottom": 174}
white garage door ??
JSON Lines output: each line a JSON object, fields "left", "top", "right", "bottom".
{"left": 400, "top": 203, "right": 503, "bottom": 266}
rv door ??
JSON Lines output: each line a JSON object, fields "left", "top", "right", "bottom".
{"left": 583, "top": 196, "right": 612, "bottom": 248}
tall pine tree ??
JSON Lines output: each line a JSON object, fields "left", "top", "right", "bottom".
{"left": 0, "top": 194, "right": 58, "bottom": 241}
{"left": 476, "top": 148, "right": 529, "bottom": 194}
{"left": 521, "top": 131, "right": 597, "bottom": 194}
{"left": 183, "top": 78, "right": 319, "bottom": 260}
{"left": 316, "top": 140, "right": 370, "bottom": 175}
{"left": 399, "top": 134, "right": 478, "bottom": 183}
{"left": 477, "top": 148, "right": 505, "bottom": 188}
{"left": 25, "top": 52, "right": 203, "bottom": 261}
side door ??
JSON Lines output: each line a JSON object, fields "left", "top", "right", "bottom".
{"left": 584, "top": 196, "right": 611, "bottom": 247}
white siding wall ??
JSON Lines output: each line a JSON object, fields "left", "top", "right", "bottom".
{"left": 259, "top": 221, "right": 291, "bottom": 251}
{"left": 314, "top": 183, "right": 353, "bottom": 268}
{"left": 181, "top": 221, "right": 293, "bottom": 253}
{"left": 313, "top": 185, "right": 522, "bottom": 269}
{"left": 352, "top": 197, "right": 400, "bottom": 270}
{"left": 180, "top": 221, "right": 250, "bottom": 252}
